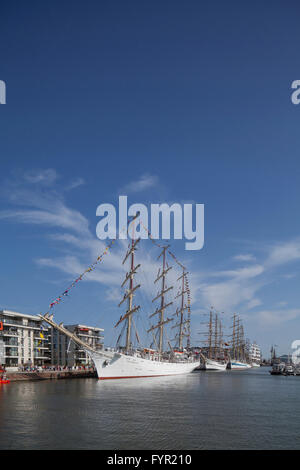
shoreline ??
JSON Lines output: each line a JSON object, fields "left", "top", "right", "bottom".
{"left": 6, "top": 370, "right": 97, "bottom": 382}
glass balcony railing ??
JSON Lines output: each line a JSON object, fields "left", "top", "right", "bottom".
{"left": 5, "top": 349, "right": 18, "bottom": 357}
{"left": 1, "top": 318, "right": 42, "bottom": 329}
{"left": 2, "top": 328, "right": 18, "bottom": 336}
{"left": 2, "top": 318, "right": 23, "bottom": 326}
{"left": 4, "top": 340, "right": 18, "bottom": 346}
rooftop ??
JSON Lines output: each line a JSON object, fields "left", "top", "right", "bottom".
{"left": 0, "top": 309, "right": 41, "bottom": 322}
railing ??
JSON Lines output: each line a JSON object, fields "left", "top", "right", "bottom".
{"left": 4, "top": 339, "right": 18, "bottom": 346}
{"left": 2, "top": 328, "right": 18, "bottom": 336}
{"left": 2, "top": 318, "right": 23, "bottom": 326}
{"left": 1, "top": 318, "right": 42, "bottom": 329}
{"left": 5, "top": 349, "right": 18, "bottom": 357}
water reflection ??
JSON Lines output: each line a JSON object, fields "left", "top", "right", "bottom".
{"left": 1, "top": 369, "right": 300, "bottom": 449}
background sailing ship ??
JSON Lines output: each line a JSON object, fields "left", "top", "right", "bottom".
{"left": 228, "top": 314, "right": 251, "bottom": 369}
{"left": 198, "top": 309, "right": 228, "bottom": 370}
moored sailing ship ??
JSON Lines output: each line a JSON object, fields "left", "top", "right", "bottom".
{"left": 199, "top": 309, "right": 228, "bottom": 370}
{"left": 40, "top": 230, "right": 199, "bottom": 379}
{"left": 228, "top": 314, "right": 251, "bottom": 370}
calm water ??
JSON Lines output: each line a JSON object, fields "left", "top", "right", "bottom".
{"left": 1, "top": 368, "right": 300, "bottom": 450}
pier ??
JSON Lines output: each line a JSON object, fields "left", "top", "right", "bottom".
{"left": 6, "top": 369, "right": 97, "bottom": 382}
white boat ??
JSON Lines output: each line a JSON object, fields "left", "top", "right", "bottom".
{"left": 228, "top": 314, "right": 251, "bottom": 370}
{"left": 229, "top": 360, "right": 251, "bottom": 370}
{"left": 204, "top": 358, "right": 227, "bottom": 371}
{"left": 251, "top": 362, "right": 261, "bottom": 368}
{"left": 89, "top": 349, "right": 198, "bottom": 379}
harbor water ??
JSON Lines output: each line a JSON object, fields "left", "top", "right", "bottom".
{"left": 1, "top": 367, "right": 300, "bottom": 450}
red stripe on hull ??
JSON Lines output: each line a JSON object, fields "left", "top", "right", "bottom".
{"left": 99, "top": 374, "right": 175, "bottom": 380}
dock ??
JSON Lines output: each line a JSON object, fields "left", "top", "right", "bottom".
{"left": 6, "top": 369, "right": 97, "bottom": 382}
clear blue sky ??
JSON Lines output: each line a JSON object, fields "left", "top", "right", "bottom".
{"left": 1, "top": 1, "right": 300, "bottom": 357}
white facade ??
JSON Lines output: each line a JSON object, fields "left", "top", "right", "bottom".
{"left": 0, "top": 309, "right": 49, "bottom": 367}
{"left": 50, "top": 324, "right": 104, "bottom": 366}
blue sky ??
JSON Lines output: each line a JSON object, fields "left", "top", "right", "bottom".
{"left": 1, "top": 1, "right": 300, "bottom": 357}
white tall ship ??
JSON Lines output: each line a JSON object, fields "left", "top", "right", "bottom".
{"left": 228, "top": 314, "right": 251, "bottom": 370}
{"left": 199, "top": 309, "right": 228, "bottom": 371}
{"left": 40, "top": 235, "right": 199, "bottom": 379}
{"left": 249, "top": 342, "right": 261, "bottom": 367}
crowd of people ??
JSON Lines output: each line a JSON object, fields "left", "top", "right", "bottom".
{"left": 16, "top": 364, "right": 95, "bottom": 372}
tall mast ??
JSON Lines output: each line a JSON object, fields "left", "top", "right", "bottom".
{"left": 208, "top": 309, "right": 213, "bottom": 359}
{"left": 115, "top": 236, "right": 141, "bottom": 352}
{"left": 148, "top": 245, "right": 174, "bottom": 355}
{"left": 186, "top": 275, "right": 191, "bottom": 350}
{"left": 173, "top": 268, "right": 189, "bottom": 350}
{"left": 218, "top": 318, "right": 223, "bottom": 357}
{"left": 231, "top": 313, "right": 237, "bottom": 359}
{"left": 239, "top": 323, "right": 245, "bottom": 360}
{"left": 236, "top": 316, "right": 240, "bottom": 360}
{"left": 214, "top": 313, "right": 218, "bottom": 359}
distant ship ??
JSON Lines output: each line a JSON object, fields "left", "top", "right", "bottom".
{"left": 41, "top": 231, "right": 199, "bottom": 379}
{"left": 228, "top": 361, "right": 251, "bottom": 370}
{"left": 205, "top": 358, "right": 227, "bottom": 371}
{"left": 198, "top": 309, "right": 228, "bottom": 371}
{"left": 227, "top": 314, "right": 251, "bottom": 370}
{"left": 249, "top": 342, "right": 261, "bottom": 367}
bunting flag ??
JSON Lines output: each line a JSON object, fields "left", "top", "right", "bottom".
{"left": 48, "top": 237, "right": 117, "bottom": 311}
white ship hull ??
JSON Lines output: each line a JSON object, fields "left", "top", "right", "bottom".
{"left": 251, "top": 362, "right": 261, "bottom": 368}
{"left": 229, "top": 360, "right": 251, "bottom": 370}
{"left": 205, "top": 359, "right": 227, "bottom": 371}
{"left": 89, "top": 350, "right": 199, "bottom": 379}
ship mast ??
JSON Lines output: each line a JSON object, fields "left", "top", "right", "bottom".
{"left": 236, "top": 316, "right": 240, "bottom": 360}
{"left": 114, "top": 236, "right": 141, "bottom": 352}
{"left": 173, "top": 268, "right": 189, "bottom": 351}
{"left": 218, "top": 317, "right": 223, "bottom": 358}
{"left": 208, "top": 309, "right": 213, "bottom": 359}
{"left": 214, "top": 313, "right": 218, "bottom": 359}
{"left": 148, "top": 245, "right": 174, "bottom": 355}
{"left": 239, "top": 323, "right": 245, "bottom": 360}
{"left": 231, "top": 313, "right": 237, "bottom": 359}
{"left": 186, "top": 275, "right": 191, "bottom": 350}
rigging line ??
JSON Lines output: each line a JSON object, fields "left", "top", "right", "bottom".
{"left": 136, "top": 267, "right": 161, "bottom": 349}
{"left": 131, "top": 317, "right": 142, "bottom": 348}
{"left": 138, "top": 286, "right": 160, "bottom": 350}
{"left": 139, "top": 220, "right": 188, "bottom": 273}
{"left": 45, "top": 215, "right": 136, "bottom": 316}
{"left": 115, "top": 321, "right": 126, "bottom": 349}
{"left": 164, "top": 327, "right": 175, "bottom": 355}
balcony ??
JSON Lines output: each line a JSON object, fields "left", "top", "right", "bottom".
{"left": 2, "top": 329, "right": 18, "bottom": 337}
{"left": 4, "top": 341, "right": 18, "bottom": 347}
{"left": 5, "top": 350, "right": 18, "bottom": 357}
{"left": 1, "top": 318, "right": 41, "bottom": 330}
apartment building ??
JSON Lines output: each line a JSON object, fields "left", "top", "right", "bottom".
{"left": 50, "top": 324, "right": 104, "bottom": 367}
{"left": 0, "top": 309, "right": 50, "bottom": 368}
